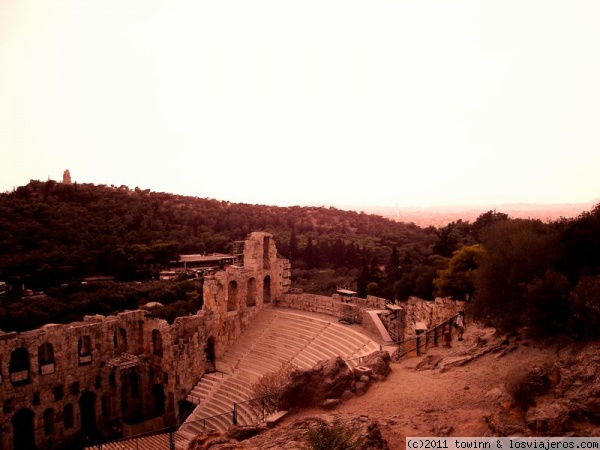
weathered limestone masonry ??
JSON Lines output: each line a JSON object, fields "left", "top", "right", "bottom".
{"left": 202, "top": 232, "right": 291, "bottom": 360}
{"left": 392, "top": 296, "right": 463, "bottom": 341}
{"left": 0, "top": 232, "right": 290, "bottom": 450}
{"left": 404, "top": 296, "right": 464, "bottom": 328}
{"left": 277, "top": 292, "right": 386, "bottom": 317}
{"left": 0, "top": 310, "right": 179, "bottom": 449}
{"left": 277, "top": 292, "right": 464, "bottom": 343}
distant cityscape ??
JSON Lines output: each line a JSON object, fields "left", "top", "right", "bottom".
{"left": 331, "top": 200, "right": 598, "bottom": 227}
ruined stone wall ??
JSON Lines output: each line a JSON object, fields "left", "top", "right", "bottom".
{"left": 0, "top": 231, "right": 291, "bottom": 449}
{"left": 401, "top": 297, "right": 464, "bottom": 339}
{"left": 0, "top": 304, "right": 270, "bottom": 449}
{"left": 277, "top": 293, "right": 386, "bottom": 318}
{"left": 0, "top": 310, "right": 189, "bottom": 449}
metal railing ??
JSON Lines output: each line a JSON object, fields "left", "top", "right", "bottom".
{"left": 233, "top": 394, "right": 276, "bottom": 426}
{"left": 383, "top": 313, "right": 463, "bottom": 360}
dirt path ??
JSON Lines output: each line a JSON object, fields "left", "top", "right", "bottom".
{"left": 192, "top": 323, "right": 559, "bottom": 449}
{"left": 285, "top": 323, "right": 558, "bottom": 449}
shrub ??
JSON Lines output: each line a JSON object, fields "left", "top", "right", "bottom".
{"left": 506, "top": 367, "right": 551, "bottom": 411}
{"left": 303, "top": 418, "right": 364, "bottom": 450}
{"left": 250, "top": 364, "right": 296, "bottom": 416}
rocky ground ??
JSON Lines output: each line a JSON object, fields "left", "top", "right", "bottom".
{"left": 189, "top": 323, "right": 600, "bottom": 449}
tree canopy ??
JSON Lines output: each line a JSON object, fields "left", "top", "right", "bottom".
{"left": 2, "top": 180, "right": 600, "bottom": 338}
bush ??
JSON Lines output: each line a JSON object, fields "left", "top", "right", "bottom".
{"left": 506, "top": 367, "right": 551, "bottom": 411}
{"left": 250, "top": 364, "right": 296, "bottom": 416}
{"left": 303, "top": 418, "right": 364, "bottom": 450}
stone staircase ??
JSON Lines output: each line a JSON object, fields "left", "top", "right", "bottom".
{"left": 177, "top": 308, "right": 379, "bottom": 445}
{"left": 86, "top": 430, "right": 190, "bottom": 450}
{"left": 90, "top": 308, "right": 380, "bottom": 450}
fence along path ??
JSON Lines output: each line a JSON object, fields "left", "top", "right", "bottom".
{"left": 87, "top": 310, "right": 459, "bottom": 450}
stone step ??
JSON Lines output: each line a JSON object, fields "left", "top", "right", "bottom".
{"left": 240, "top": 347, "right": 295, "bottom": 367}
{"left": 220, "top": 380, "right": 252, "bottom": 400}
{"left": 176, "top": 308, "right": 379, "bottom": 440}
{"left": 85, "top": 431, "right": 190, "bottom": 450}
{"left": 271, "top": 319, "right": 327, "bottom": 335}
{"left": 320, "top": 334, "right": 367, "bottom": 352}
{"left": 323, "top": 324, "right": 375, "bottom": 346}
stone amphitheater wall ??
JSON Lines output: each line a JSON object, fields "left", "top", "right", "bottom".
{"left": 276, "top": 292, "right": 386, "bottom": 317}
{"left": 0, "top": 231, "right": 290, "bottom": 449}
{"left": 404, "top": 296, "right": 464, "bottom": 330}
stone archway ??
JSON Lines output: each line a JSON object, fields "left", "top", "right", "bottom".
{"left": 205, "top": 336, "right": 216, "bottom": 364}
{"left": 12, "top": 408, "right": 35, "bottom": 450}
{"left": 246, "top": 277, "right": 257, "bottom": 307}
{"left": 227, "top": 280, "right": 238, "bottom": 311}
{"left": 152, "top": 329, "right": 163, "bottom": 357}
{"left": 152, "top": 384, "right": 166, "bottom": 416}
{"left": 9, "top": 347, "right": 30, "bottom": 385}
{"left": 78, "top": 391, "right": 98, "bottom": 441}
{"left": 263, "top": 275, "right": 271, "bottom": 304}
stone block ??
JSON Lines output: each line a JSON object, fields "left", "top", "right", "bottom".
{"left": 353, "top": 365, "right": 373, "bottom": 379}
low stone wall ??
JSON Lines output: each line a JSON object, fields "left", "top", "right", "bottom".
{"left": 123, "top": 415, "right": 165, "bottom": 438}
{"left": 277, "top": 293, "right": 341, "bottom": 316}
{"left": 402, "top": 297, "right": 464, "bottom": 339}
{"left": 277, "top": 292, "right": 387, "bottom": 319}
{"left": 277, "top": 293, "right": 464, "bottom": 343}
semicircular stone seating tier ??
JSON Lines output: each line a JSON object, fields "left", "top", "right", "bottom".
{"left": 176, "top": 307, "right": 380, "bottom": 444}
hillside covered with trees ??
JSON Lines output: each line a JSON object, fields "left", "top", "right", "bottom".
{"left": 1, "top": 180, "right": 600, "bottom": 338}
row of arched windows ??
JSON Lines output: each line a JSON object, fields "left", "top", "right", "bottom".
{"left": 226, "top": 276, "right": 271, "bottom": 312}
{"left": 4, "top": 328, "right": 164, "bottom": 385}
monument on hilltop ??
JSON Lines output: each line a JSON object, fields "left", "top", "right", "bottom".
{"left": 62, "top": 170, "right": 72, "bottom": 184}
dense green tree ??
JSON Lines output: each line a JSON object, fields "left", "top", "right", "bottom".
{"left": 432, "top": 220, "right": 473, "bottom": 257}
{"left": 522, "top": 270, "right": 570, "bottom": 337}
{"left": 470, "top": 210, "right": 509, "bottom": 241}
{"left": 5, "top": 180, "right": 600, "bottom": 338}
{"left": 569, "top": 275, "right": 600, "bottom": 339}
{"left": 557, "top": 205, "right": 600, "bottom": 282}
{"left": 473, "top": 219, "right": 560, "bottom": 330}
{"left": 433, "top": 244, "right": 483, "bottom": 300}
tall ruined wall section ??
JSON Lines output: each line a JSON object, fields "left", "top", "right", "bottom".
{"left": 0, "top": 231, "right": 290, "bottom": 449}
{"left": 202, "top": 231, "right": 290, "bottom": 359}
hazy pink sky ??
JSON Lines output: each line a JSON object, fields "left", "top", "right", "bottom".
{"left": 1, "top": 1, "right": 599, "bottom": 207}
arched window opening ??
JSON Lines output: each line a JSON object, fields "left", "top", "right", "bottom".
{"left": 205, "top": 336, "right": 216, "bottom": 365}
{"left": 114, "top": 328, "right": 127, "bottom": 352}
{"left": 38, "top": 342, "right": 55, "bottom": 375}
{"left": 12, "top": 409, "right": 35, "bottom": 449}
{"left": 130, "top": 369, "right": 139, "bottom": 399}
{"left": 120, "top": 375, "right": 129, "bottom": 412}
{"left": 78, "top": 391, "right": 98, "bottom": 439}
{"left": 246, "top": 277, "right": 257, "bottom": 307}
{"left": 78, "top": 335, "right": 92, "bottom": 365}
{"left": 9, "top": 348, "right": 30, "bottom": 385}
{"left": 263, "top": 236, "right": 271, "bottom": 269}
{"left": 152, "top": 384, "right": 166, "bottom": 416}
{"left": 152, "top": 330, "right": 163, "bottom": 357}
{"left": 227, "top": 280, "right": 238, "bottom": 312}
{"left": 263, "top": 276, "right": 271, "bottom": 304}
